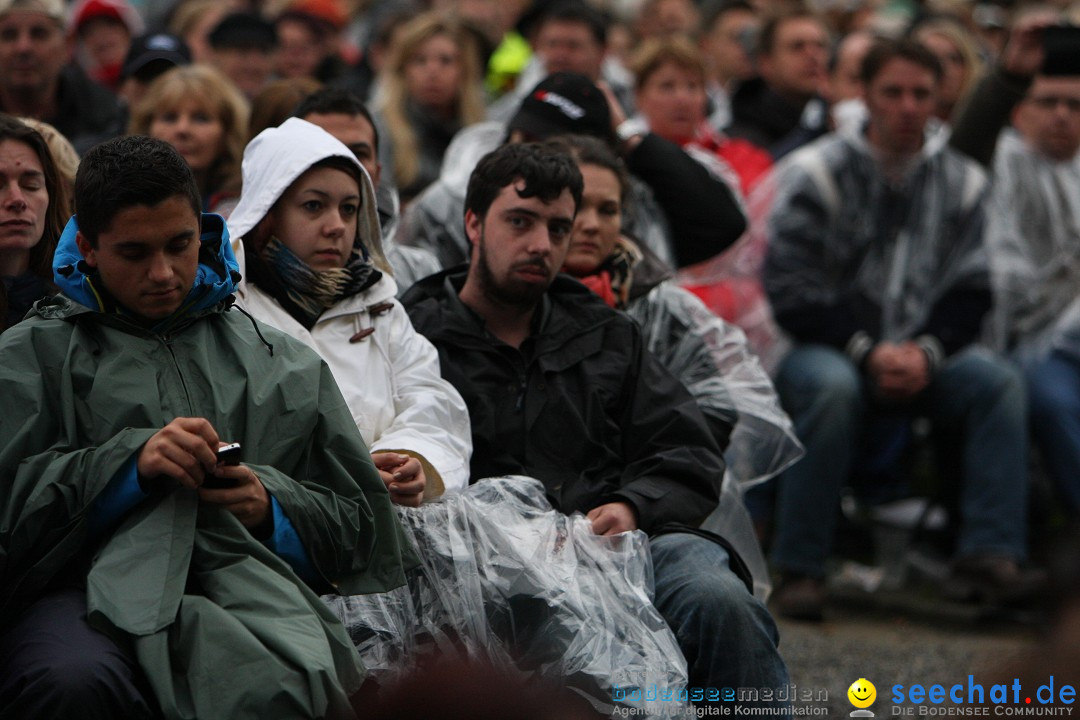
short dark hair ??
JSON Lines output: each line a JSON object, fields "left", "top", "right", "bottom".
{"left": 757, "top": 10, "right": 825, "bottom": 57}
{"left": 860, "top": 37, "right": 943, "bottom": 86}
{"left": 702, "top": 0, "right": 756, "bottom": 34}
{"left": 464, "top": 143, "right": 584, "bottom": 223}
{"left": 208, "top": 12, "right": 277, "bottom": 52}
{"left": 534, "top": 1, "right": 609, "bottom": 47}
{"left": 76, "top": 136, "right": 201, "bottom": 246}
{"left": 293, "top": 87, "right": 380, "bottom": 150}
{"left": 546, "top": 134, "right": 629, "bottom": 202}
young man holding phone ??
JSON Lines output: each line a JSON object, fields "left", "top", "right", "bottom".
{"left": 0, "top": 136, "right": 415, "bottom": 719}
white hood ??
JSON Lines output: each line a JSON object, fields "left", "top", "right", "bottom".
{"left": 227, "top": 117, "right": 390, "bottom": 274}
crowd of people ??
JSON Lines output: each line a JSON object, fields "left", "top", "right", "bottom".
{"left": 0, "top": 0, "right": 1078, "bottom": 716}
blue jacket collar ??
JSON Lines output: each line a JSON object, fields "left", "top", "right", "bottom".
{"left": 53, "top": 213, "right": 240, "bottom": 330}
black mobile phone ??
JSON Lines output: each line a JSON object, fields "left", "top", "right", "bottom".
{"left": 1043, "top": 26, "right": 1080, "bottom": 76}
{"left": 216, "top": 442, "right": 242, "bottom": 465}
{"left": 203, "top": 443, "right": 242, "bottom": 489}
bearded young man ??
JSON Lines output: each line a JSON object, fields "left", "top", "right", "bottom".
{"left": 403, "top": 142, "right": 790, "bottom": 710}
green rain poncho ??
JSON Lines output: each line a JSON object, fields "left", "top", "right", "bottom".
{"left": 0, "top": 214, "right": 416, "bottom": 719}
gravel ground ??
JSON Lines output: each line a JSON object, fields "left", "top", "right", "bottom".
{"left": 773, "top": 585, "right": 1044, "bottom": 718}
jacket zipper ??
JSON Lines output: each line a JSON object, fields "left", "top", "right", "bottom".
{"left": 161, "top": 335, "right": 195, "bottom": 414}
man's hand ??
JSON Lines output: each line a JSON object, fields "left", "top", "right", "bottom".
{"left": 587, "top": 502, "right": 638, "bottom": 536}
{"left": 371, "top": 452, "right": 426, "bottom": 508}
{"left": 597, "top": 79, "right": 626, "bottom": 128}
{"left": 198, "top": 463, "right": 271, "bottom": 530}
{"left": 1000, "top": 13, "right": 1057, "bottom": 77}
{"left": 137, "top": 417, "right": 220, "bottom": 489}
{"left": 867, "top": 342, "right": 930, "bottom": 400}
{"left": 597, "top": 80, "right": 645, "bottom": 153}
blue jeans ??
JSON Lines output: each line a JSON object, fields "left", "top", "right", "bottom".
{"left": 650, "top": 532, "right": 790, "bottom": 711}
{"left": 770, "top": 345, "right": 1028, "bottom": 578}
{"left": 1025, "top": 350, "right": 1080, "bottom": 512}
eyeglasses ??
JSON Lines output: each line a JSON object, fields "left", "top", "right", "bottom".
{"left": 1026, "top": 95, "right": 1080, "bottom": 112}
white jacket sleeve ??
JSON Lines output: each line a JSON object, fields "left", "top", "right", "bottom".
{"left": 370, "top": 303, "right": 473, "bottom": 493}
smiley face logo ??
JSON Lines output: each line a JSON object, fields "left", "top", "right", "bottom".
{"left": 848, "top": 678, "right": 876, "bottom": 709}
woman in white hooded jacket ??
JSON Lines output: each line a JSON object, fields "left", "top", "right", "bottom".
{"left": 228, "top": 117, "right": 472, "bottom": 501}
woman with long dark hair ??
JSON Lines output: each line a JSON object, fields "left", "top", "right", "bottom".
{"left": 0, "top": 114, "right": 70, "bottom": 333}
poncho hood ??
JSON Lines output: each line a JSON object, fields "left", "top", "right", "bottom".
{"left": 227, "top": 117, "right": 390, "bottom": 274}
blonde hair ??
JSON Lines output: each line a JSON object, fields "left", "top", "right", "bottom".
{"left": 169, "top": 0, "right": 219, "bottom": 38}
{"left": 128, "top": 64, "right": 250, "bottom": 198}
{"left": 913, "top": 19, "right": 985, "bottom": 120}
{"left": 628, "top": 34, "right": 706, "bottom": 91}
{"left": 18, "top": 117, "right": 79, "bottom": 192}
{"left": 377, "top": 11, "right": 486, "bottom": 191}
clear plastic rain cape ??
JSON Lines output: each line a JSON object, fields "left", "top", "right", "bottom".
{"left": 762, "top": 125, "right": 990, "bottom": 350}
{"left": 323, "top": 477, "right": 692, "bottom": 717}
{"left": 624, "top": 281, "right": 803, "bottom": 599}
{"left": 626, "top": 281, "right": 801, "bottom": 489}
{"left": 985, "top": 130, "right": 1080, "bottom": 364}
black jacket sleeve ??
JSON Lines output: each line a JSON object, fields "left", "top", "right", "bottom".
{"left": 609, "top": 326, "right": 725, "bottom": 534}
{"left": 624, "top": 133, "right": 747, "bottom": 267}
{"left": 948, "top": 67, "right": 1032, "bottom": 170}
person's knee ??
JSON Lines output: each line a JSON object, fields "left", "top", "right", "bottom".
{"left": 779, "top": 347, "right": 862, "bottom": 416}
{"left": 667, "top": 570, "right": 778, "bottom": 647}
{"left": 1, "top": 627, "right": 149, "bottom": 719}
{"left": 1027, "top": 367, "right": 1080, "bottom": 420}
{"left": 22, "top": 649, "right": 135, "bottom": 711}
{"left": 947, "top": 352, "right": 1025, "bottom": 407}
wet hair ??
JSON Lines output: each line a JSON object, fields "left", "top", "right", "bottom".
{"left": 293, "top": 87, "right": 380, "bottom": 150}
{"left": 545, "top": 134, "right": 629, "bottom": 202}
{"left": 0, "top": 114, "right": 69, "bottom": 278}
{"left": 75, "top": 135, "right": 200, "bottom": 247}
{"left": 860, "top": 37, "right": 943, "bottom": 86}
{"left": 464, "top": 143, "right": 584, "bottom": 223}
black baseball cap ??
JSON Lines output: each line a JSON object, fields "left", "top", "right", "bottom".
{"left": 508, "top": 72, "right": 614, "bottom": 144}
{"left": 122, "top": 32, "right": 191, "bottom": 82}
{"left": 208, "top": 12, "right": 278, "bottom": 52}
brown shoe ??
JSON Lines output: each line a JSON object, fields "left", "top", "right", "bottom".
{"left": 772, "top": 575, "right": 826, "bottom": 621}
{"left": 947, "top": 555, "right": 1047, "bottom": 605}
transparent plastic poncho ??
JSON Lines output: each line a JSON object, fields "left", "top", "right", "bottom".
{"left": 323, "top": 477, "right": 692, "bottom": 718}
{"left": 762, "top": 127, "right": 991, "bottom": 351}
{"left": 627, "top": 282, "right": 801, "bottom": 490}
{"left": 625, "top": 281, "right": 803, "bottom": 598}
{"left": 675, "top": 167, "right": 791, "bottom": 374}
{"left": 985, "top": 130, "right": 1080, "bottom": 364}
